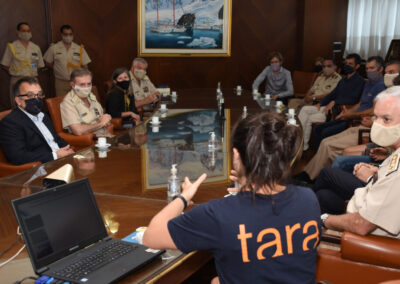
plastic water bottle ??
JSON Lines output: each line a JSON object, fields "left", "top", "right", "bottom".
{"left": 242, "top": 106, "right": 247, "bottom": 119}
{"left": 167, "top": 164, "right": 181, "bottom": 201}
{"left": 208, "top": 132, "right": 218, "bottom": 151}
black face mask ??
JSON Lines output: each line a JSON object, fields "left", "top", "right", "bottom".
{"left": 342, "top": 64, "right": 355, "bottom": 75}
{"left": 116, "top": 80, "right": 130, "bottom": 91}
{"left": 24, "top": 98, "right": 43, "bottom": 115}
{"left": 314, "top": 65, "right": 323, "bottom": 73}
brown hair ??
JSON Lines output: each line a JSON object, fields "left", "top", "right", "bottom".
{"left": 268, "top": 51, "right": 283, "bottom": 63}
{"left": 231, "top": 111, "right": 301, "bottom": 194}
{"left": 70, "top": 68, "right": 92, "bottom": 82}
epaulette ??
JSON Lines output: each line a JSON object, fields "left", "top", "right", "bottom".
{"left": 386, "top": 153, "right": 400, "bottom": 176}
{"left": 88, "top": 93, "right": 97, "bottom": 101}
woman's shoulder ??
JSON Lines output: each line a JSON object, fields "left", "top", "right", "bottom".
{"left": 106, "top": 88, "right": 123, "bottom": 98}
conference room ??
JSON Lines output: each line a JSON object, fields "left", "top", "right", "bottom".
{"left": 1, "top": 0, "right": 400, "bottom": 283}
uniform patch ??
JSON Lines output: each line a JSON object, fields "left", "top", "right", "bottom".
{"left": 386, "top": 153, "right": 399, "bottom": 176}
{"left": 143, "top": 86, "right": 149, "bottom": 92}
{"left": 80, "top": 112, "right": 87, "bottom": 117}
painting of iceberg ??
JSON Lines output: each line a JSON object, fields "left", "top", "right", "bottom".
{"left": 138, "top": 0, "right": 232, "bottom": 56}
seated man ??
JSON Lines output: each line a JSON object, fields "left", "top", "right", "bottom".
{"left": 288, "top": 58, "right": 341, "bottom": 110}
{"left": 252, "top": 51, "right": 293, "bottom": 101}
{"left": 60, "top": 68, "right": 112, "bottom": 137}
{"left": 322, "top": 86, "right": 400, "bottom": 238}
{"left": 312, "top": 56, "right": 387, "bottom": 149}
{"left": 298, "top": 53, "right": 365, "bottom": 151}
{"left": 129, "top": 57, "right": 160, "bottom": 108}
{"left": 296, "top": 60, "right": 400, "bottom": 182}
{"left": 0, "top": 77, "right": 74, "bottom": 165}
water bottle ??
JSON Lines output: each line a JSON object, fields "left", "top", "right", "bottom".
{"left": 208, "top": 132, "right": 218, "bottom": 151}
{"left": 167, "top": 164, "right": 181, "bottom": 201}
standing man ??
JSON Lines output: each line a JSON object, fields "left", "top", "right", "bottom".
{"left": 44, "top": 24, "right": 91, "bottom": 97}
{"left": 252, "top": 51, "right": 294, "bottom": 102}
{"left": 129, "top": 57, "right": 160, "bottom": 107}
{"left": 60, "top": 68, "right": 112, "bottom": 137}
{"left": 0, "top": 77, "right": 74, "bottom": 165}
{"left": 1, "top": 22, "right": 44, "bottom": 108}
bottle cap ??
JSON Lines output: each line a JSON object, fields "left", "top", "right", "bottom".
{"left": 171, "top": 164, "right": 178, "bottom": 175}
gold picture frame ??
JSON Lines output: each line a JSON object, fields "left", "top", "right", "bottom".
{"left": 138, "top": 0, "right": 232, "bottom": 57}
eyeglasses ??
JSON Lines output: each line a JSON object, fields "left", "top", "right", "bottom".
{"left": 18, "top": 92, "right": 45, "bottom": 99}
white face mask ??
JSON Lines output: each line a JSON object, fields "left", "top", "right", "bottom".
{"left": 18, "top": 32, "right": 32, "bottom": 41}
{"left": 323, "top": 67, "right": 334, "bottom": 76}
{"left": 74, "top": 85, "right": 92, "bottom": 98}
{"left": 62, "top": 35, "right": 73, "bottom": 44}
{"left": 384, "top": 73, "right": 399, "bottom": 88}
{"left": 134, "top": 69, "right": 146, "bottom": 80}
{"left": 370, "top": 121, "right": 400, "bottom": 147}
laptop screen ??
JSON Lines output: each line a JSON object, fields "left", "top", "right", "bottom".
{"left": 12, "top": 178, "right": 108, "bottom": 272}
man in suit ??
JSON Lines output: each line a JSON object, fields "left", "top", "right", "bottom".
{"left": 0, "top": 77, "right": 74, "bottom": 165}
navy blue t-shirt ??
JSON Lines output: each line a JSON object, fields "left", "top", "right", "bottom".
{"left": 168, "top": 185, "right": 321, "bottom": 284}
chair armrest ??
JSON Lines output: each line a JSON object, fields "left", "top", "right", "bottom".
{"left": 0, "top": 161, "right": 42, "bottom": 178}
{"left": 58, "top": 132, "right": 95, "bottom": 148}
{"left": 358, "top": 128, "right": 371, "bottom": 145}
{"left": 111, "top": 118, "right": 122, "bottom": 129}
{"left": 341, "top": 232, "right": 400, "bottom": 269}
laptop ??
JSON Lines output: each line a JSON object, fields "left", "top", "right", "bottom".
{"left": 12, "top": 178, "right": 164, "bottom": 284}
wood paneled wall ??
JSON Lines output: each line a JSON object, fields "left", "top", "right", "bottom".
{"left": 0, "top": 0, "right": 348, "bottom": 110}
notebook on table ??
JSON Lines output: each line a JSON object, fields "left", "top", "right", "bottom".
{"left": 12, "top": 178, "right": 164, "bottom": 284}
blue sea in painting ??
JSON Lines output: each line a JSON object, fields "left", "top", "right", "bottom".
{"left": 145, "top": 28, "right": 222, "bottom": 49}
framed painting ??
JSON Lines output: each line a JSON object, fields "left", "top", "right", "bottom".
{"left": 138, "top": 0, "right": 232, "bottom": 57}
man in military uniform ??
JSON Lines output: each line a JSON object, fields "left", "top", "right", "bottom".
{"left": 322, "top": 86, "right": 400, "bottom": 238}
{"left": 44, "top": 24, "right": 91, "bottom": 97}
{"left": 129, "top": 57, "right": 160, "bottom": 107}
{"left": 288, "top": 58, "right": 340, "bottom": 110}
{"left": 1, "top": 22, "right": 44, "bottom": 108}
{"left": 60, "top": 68, "right": 112, "bottom": 137}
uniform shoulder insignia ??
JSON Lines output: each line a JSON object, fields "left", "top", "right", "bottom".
{"left": 144, "top": 75, "right": 150, "bottom": 80}
{"left": 386, "top": 153, "right": 400, "bottom": 176}
{"left": 71, "top": 94, "right": 80, "bottom": 103}
{"left": 89, "top": 93, "right": 97, "bottom": 101}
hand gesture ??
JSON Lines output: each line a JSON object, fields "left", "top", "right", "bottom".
{"left": 181, "top": 174, "right": 207, "bottom": 205}
{"left": 272, "top": 94, "right": 280, "bottom": 100}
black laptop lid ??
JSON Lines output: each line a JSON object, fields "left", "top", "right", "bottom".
{"left": 12, "top": 178, "right": 108, "bottom": 273}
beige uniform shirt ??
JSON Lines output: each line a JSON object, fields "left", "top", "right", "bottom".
{"left": 347, "top": 148, "right": 400, "bottom": 238}
{"left": 60, "top": 90, "right": 109, "bottom": 137}
{"left": 129, "top": 71, "right": 157, "bottom": 101}
{"left": 310, "top": 72, "right": 341, "bottom": 97}
{"left": 43, "top": 41, "right": 91, "bottom": 80}
{"left": 1, "top": 40, "right": 44, "bottom": 76}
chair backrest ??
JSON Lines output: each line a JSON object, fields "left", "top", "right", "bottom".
{"left": 293, "top": 71, "right": 317, "bottom": 95}
{"left": 0, "top": 109, "right": 12, "bottom": 163}
{"left": 45, "top": 95, "right": 66, "bottom": 133}
{"left": 0, "top": 109, "right": 11, "bottom": 121}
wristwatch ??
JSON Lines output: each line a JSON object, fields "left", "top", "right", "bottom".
{"left": 321, "top": 213, "right": 330, "bottom": 228}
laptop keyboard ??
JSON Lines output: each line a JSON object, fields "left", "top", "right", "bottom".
{"left": 54, "top": 241, "right": 138, "bottom": 281}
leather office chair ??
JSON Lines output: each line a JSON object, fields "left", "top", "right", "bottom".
{"left": 293, "top": 71, "right": 317, "bottom": 98}
{"left": 0, "top": 109, "right": 41, "bottom": 178}
{"left": 317, "top": 232, "right": 400, "bottom": 284}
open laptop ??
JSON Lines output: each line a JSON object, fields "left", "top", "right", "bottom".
{"left": 12, "top": 178, "right": 164, "bottom": 284}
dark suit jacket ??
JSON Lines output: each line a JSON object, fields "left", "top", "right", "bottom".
{"left": 0, "top": 108, "right": 68, "bottom": 165}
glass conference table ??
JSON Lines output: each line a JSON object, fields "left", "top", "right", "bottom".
{"left": 0, "top": 89, "right": 296, "bottom": 283}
